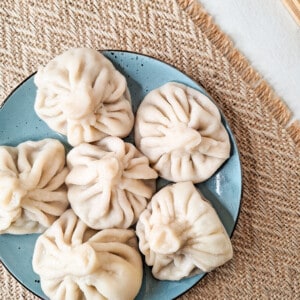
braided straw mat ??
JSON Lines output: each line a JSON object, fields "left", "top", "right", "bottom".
{"left": 0, "top": 0, "right": 299, "bottom": 299}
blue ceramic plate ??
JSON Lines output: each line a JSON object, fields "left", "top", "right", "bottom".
{"left": 0, "top": 51, "right": 242, "bottom": 300}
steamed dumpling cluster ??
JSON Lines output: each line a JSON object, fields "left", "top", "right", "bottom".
{"left": 0, "top": 139, "right": 69, "bottom": 234}
{"left": 33, "top": 209, "right": 143, "bottom": 300}
{"left": 65, "top": 136, "right": 158, "bottom": 229}
{"left": 135, "top": 82, "right": 231, "bottom": 183}
{"left": 34, "top": 48, "right": 134, "bottom": 146}
{"left": 0, "top": 48, "right": 234, "bottom": 300}
{"left": 136, "top": 181, "right": 233, "bottom": 280}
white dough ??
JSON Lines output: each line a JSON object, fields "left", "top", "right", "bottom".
{"left": 0, "top": 139, "right": 69, "bottom": 234}
{"left": 136, "top": 181, "right": 233, "bottom": 280}
{"left": 32, "top": 209, "right": 143, "bottom": 300}
{"left": 34, "top": 48, "right": 134, "bottom": 146}
{"left": 134, "top": 82, "right": 231, "bottom": 183}
{"left": 65, "top": 136, "right": 158, "bottom": 229}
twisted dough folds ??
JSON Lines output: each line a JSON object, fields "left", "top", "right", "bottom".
{"left": 34, "top": 48, "right": 134, "bottom": 146}
{"left": 136, "top": 181, "right": 233, "bottom": 280}
{"left": 0, "top": 139, "right": 69, "bottom": 234}
{"left": 135, "top": 82, "right": 230, "bottom": 183}
{"left": 65, "top": 136, "right": 158, "bottom": 229}
{"left": 33, "top": 209, "right": 143, "bottom": 300}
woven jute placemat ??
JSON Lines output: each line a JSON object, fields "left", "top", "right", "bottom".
{"left": 1, "top": 0, "right": 299, "bottom": 299}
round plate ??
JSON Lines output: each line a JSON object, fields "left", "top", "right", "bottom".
{"left": 0, "top": 51, "right": 242, "bottom": 300}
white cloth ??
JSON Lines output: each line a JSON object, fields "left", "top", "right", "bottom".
{"left": 199, "top": 0, "right": 300, "bottom": 121}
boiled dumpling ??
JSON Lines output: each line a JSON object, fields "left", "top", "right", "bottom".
{"left": 65, "top": 136, "right": 158, "bottom": 229}
{"left": 32, "top": 209, "right": 143, "bottom": 300}
{"left": 0, "top": 139, "right": 69, "bottom": 234}
{"left": 136, "top": 181, "right": 233, "bottom": 280}
{"left": 134, "top": 82, "right": 231, "bottom": 183}
{"left": 34, "top": 48, "right": 134, "bottom": 146}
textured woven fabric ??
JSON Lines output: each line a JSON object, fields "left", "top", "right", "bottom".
{"left": 0, "top": 0, "right": 299, "bottom": 299}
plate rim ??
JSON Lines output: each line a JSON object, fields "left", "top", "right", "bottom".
{"left": 0, "top": 49, "right": 243, "bottom": 300}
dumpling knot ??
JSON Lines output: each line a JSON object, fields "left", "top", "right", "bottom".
{"left": 0, "top": 176, "right": 26, "bottom": 207}
{"left": 0, "top": 177, "right": 25, "bottom": 231}
{"left": 62, "top": 87, "right": 94, "bottom": 119}
{"left": 149, "top": 224, "right": 182, "bottom": 254}
{"left": 159, "top": 123, "right": 202, "bottom": 154}
{"left": 57, "top": 244, "right": 98, "bottom": 277}
{"left": 95, "top": 156, "right": 122, "bottom": 186}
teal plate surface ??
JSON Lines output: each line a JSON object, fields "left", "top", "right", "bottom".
{"left": 0, "top": 51, "right": 242, "bottom": 300}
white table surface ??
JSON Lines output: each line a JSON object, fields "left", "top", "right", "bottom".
{"left": 199, "top": 0, "right": 300, "bottom": 121}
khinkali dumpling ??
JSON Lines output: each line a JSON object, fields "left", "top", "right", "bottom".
{"left": 65, "top": 136, "right": 158, "bottom": 229}
{"left": 34, "top": 48, "right": 134, "bottom": 146}
{"left": 32, "top": 209, "right": 143, "bottom": 300}
{"left": 136, "top": 181, "right": 233, "bottom": 280}
{"left": 134, "top": 82, "right": 230, "bottom": 183}
{"left": 0, "top": 139, "right": 69, "bottom": 234}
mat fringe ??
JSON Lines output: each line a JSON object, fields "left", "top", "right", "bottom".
{"left": 287, "top": 120, "right": 300, "bottom": 149}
